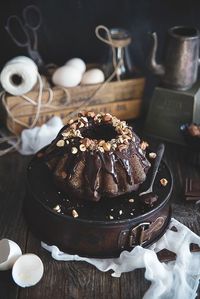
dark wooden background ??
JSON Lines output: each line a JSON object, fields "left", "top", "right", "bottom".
{"left": 1, "top": 0, "right": 200, "bottom": 105}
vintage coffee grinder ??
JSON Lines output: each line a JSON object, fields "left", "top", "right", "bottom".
{"left": 145, "top": 26, "right": 200, "bottom": 145}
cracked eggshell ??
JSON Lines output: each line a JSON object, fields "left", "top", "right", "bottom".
{"left": 12, "top": 253, "right": 44, "bottom": 288}
{"left": 0, "top": 239, "right": 22, "bottom": 271}
{"left": 81, "top": 68, "right": 105, "bottom": 85}
{"left": 52, "top": 65, "right": 82, "bottom": 87}
{"left": 65, "top": 58, "right": 86, "bottom": 74}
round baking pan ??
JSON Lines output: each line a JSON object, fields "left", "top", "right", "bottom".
{"left": 24, "top": 154, "right": 173, "bottom": 258}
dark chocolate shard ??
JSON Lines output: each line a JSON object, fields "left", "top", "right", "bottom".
{"left": 185, "top": 178, "right": 200, "bottom": 201}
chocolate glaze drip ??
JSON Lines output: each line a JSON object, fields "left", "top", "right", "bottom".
{"left": 99, "top": 152, "right": 118, "bottom": 184}
{"left": 114, "top": 151, "right": 132, "bottom": 185}
{"left": 85, "top": 152, "right": 101, "bottom": 192}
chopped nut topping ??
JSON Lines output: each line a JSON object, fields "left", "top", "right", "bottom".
{"left": 77, "top": 121, "right": 84, "bottom": 128}
{"left": 80, "top": 116, "right": 88, "bottom": 124}
{"left": 72, "top": 209, "right": 79, "bottom": 218}
{"left": 71, "top": 147, "right": 78, "bottom": 154}
{"left": 129, "top": 198, "right": 135, "bottom": 203}
{"left": 149, "top": 152, "right": 157, "bottom": 159}
{"left": 99, "top": 140, "right": 105, "bottom": 146}
{"left": 140, "top": 141, "right": 149, "bottom": 151}
{"left": 78, "top": 111, "right": 87, "bottom": 117}
{"left": 82, "top": 138, "right": 91, "bottom": 148}
{"left": 75, "top": 129, "right": 81, "bottom": 137}
{"left": 79, "top": 144, "right": 87, "bottom": 152}
{"left": 57, "top": 112, "right": 135, "bottom": 152}
{"left": 123, "top": 139, "right": 129, "bottom": 145}
{"left": 103, "top": 114, "right": 112, "bottom": 122}
{"left": 70, "top": 123, "right": 77, "bottom": 129}
{"left": 118, "top": 136, "right": 124, "bottom": 144}
{"left": 68, "top": 119, "right": 74, "bottom": 124}
{"left": 62, "top": 131, "right": 71, "bottom": 137}
{"left": 53, "top": 205, "right": 61, "bottom": 212}
{"left": 118, "top": 144, "right": 127, "bottom": 152}
{"left": 95, "top": 113, "right": 102, "bottom": 119}
{"left": 109, "top": 215, "right": 114, "bottom": 220}
{"left": 87, "top": 111, "right": 95, "bottom": 118}
{"left": 56, "top": 140, "right": 65, "bottom": 147}
{"left": 111, "top": 144, "right": 117, "bottom": 150}
{"left": 160, "top": 178, "right": 168, "bottom": 186}
{"left": 103, "top": 142, "right": 111, "bottom": 151}
{"left": 98, "top": 146, "right": 104, "bottom": 153}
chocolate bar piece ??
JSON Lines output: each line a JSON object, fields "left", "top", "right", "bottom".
{"left": 157, "top": 244, "right": 200, "bottom": 262}
{"left": 185, "top": 178, "right": 200, "bottom": 201}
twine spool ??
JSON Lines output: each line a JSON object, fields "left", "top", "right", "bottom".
{"left": 0, "top": 56, "right": 38, "bottom": 96}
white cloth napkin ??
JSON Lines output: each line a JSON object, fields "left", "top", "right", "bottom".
{"left": 41, "top": 218, "right": 200, "bottom": 299}
{"left": 19, "top": 116, "right": 63, "bottom": 155}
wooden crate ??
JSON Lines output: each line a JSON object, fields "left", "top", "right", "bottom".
{"left": 1, "top": 77, "right": 145, "bottom": 135}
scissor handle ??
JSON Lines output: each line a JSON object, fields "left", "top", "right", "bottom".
{"left": 5, "top": 15, "right": 30, "bottom": 47}
{"left": 23, "top": 5, "right": 42, "bottom": 31}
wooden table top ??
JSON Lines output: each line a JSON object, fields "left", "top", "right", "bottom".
{"left": 0, "top": 141, "right": 200, "bottom": 299}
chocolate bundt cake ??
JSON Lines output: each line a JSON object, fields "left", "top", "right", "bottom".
{"left": 40, "top": 111, "right": 151, "bottom": 201}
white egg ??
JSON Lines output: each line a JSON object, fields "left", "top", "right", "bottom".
{"left": 12, "top": 254, "right": 44, "bottom": 288}
{"left": 66, "top": 58, "right": 86, "bottom": 74}
{"left": 52, "top": 65, "right": 82, "bottom": 87}
{"left": 81, "top": 68, "right": 105, "bottom": 85}
{"left": 0, "top": 239, "right": 22, "bottom": 271}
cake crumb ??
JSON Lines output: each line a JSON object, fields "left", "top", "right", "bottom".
{"left": 72, "top": 209, "right": 79, "bottom": 218}
{"left": 160, "top": 178, "right": 168, "bottom": 186}
{"left": 129, "top": 198, "right": 135, "bottom": 203}
{"left": 37, "top": 152, "right": 43, "bottom": 158}
{"left": 71, "top": 147, "right": 78, "bottom": 154}
{"left": 109, "top": 215, "right": 114, "bottom": 220}
{"left": 53, "top": 205, "right": 61, "bottom": 213}
{"left": 149, "top": 152, "right": 157, "bottom": 159}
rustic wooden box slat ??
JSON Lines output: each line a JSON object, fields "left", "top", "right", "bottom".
{"left": 1, "top": 77, "right": 145, "bottom": 135}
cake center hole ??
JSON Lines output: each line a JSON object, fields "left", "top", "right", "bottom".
{"left": 82, "top": 124, "right": 118, "bottom": 141}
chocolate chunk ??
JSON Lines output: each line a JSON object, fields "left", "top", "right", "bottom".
{"left": 187, "top": 124, "right": 200, "bottom": 137}
{"left": 185, "top": 178, "right": 200, "bottom": 201}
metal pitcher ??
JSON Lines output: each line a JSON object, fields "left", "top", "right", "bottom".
{"left": 149, "top": 26, "right": 200, "bottom": 90}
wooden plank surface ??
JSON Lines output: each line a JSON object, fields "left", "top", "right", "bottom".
{"left": 0, "top": 139, "right": 200, "bottom": 299}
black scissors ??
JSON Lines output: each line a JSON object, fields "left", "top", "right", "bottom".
{"left": 5, "top": 5, "right": 45, "bottom": 70}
